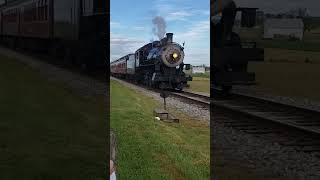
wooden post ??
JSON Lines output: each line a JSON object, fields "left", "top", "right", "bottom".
{"left": 110, "top": 130, "right": 116, "bottom": 161}
{"left": 160, "top": 91, "right": 169, "bottom": 111}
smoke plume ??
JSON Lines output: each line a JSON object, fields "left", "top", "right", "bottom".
{"left": 152, "top": 16, "right": 166, "bottom": 40}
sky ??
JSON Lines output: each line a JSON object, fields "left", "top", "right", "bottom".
{"left": 110, "top": 0, "right": 210, "bottom": 66}
{"left": 234, "top": 0, "right": 320, "bottom": 16}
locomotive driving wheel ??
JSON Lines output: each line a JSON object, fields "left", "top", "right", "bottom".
{"left": 174, "top": 83, "right": 183, "bottom": 92}
{"left": 144, "top": 73, "right": 152, "bottom": 87}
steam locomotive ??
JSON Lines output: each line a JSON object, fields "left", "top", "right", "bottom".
{"left": 111, "top": 33, "right": 192, "bottom": 90}
{"left": 211, "top": 0, "right": 264, "bottom": 93}
{"left": 0, "top": 0, "right": 107, "bottom": 71}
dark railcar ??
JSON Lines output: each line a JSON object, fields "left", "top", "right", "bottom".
{"left": 2, "top": 6, "right": 19, "bottom": 36}
{"left": 19, "top": 0, "right": 52, "bottom": 38}
{"left": 0, "top": 0, "right": 107, "bottom": 71}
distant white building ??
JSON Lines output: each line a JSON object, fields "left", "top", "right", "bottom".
{"left": 264, "top": 18, "right": 304, "bottom": 40}
{"left": 192, "top": 65, "right": 206, "bottom": 74}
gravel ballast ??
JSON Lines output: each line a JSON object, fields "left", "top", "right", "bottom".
{"left": 213, "top": 122, "right": 320, "bottom": 179}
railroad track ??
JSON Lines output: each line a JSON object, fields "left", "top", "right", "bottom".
{"left": 168, "top": 87, "right": 320, "bottom": 153}
{"left": 212, "top": 88, "right": 320, "bottom": 153}
{"left": 109, "top": 76, "right": 211, "bottom": 108}
{"left": 169, "top": 91, "right": 210, "bottom": 107}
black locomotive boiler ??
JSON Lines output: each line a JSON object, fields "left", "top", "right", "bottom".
{"left": 111, "top": 33, "right": 192, "bottom": 90}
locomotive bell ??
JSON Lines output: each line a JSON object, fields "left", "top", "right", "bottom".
{"left": 166, "top": 33, "right": 173, "bottom": 43}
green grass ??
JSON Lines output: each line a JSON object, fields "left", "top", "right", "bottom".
{"left": 249, "top": 61, "right": 320, "bottom": 102}
{"left": 238, "top": 27, "right": 320, "bottom": 102}
{"left": 191, "top": 72, "right": 210, "bottom": 79}
{"left": 187, "top": 77, "right": 210, "bottom": 94}
{"left": 0, "top": 56, "right": 106, "bottom": 179}
{"left": 110, "top": 80, "right": 210, "bottom": 179}
{"left": 262, "top": 39, "right": 320, "bottom": 52}
{"left": 239, "top": 27, "right": 320, "bottom": 52}
{"left": 264, "top": 48, "right": 320, "bottom": 63}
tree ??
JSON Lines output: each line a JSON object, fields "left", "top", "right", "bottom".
{"left": 297, "top": 8, "right": 308, "bottom": 18}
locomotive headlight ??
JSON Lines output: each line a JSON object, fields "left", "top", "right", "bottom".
{"left": 173, "top": 53, "right": 178, "bottom": 59}
{"left": 161, "top": 44, "right": 184, "bottom": 67}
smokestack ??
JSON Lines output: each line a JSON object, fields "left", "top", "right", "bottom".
{"left": 166, "top": 33, "right": 173, "bottom": 43}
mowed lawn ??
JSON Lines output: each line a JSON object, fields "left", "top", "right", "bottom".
{"left": 187, "top": 73, "right": 210, "bottom": 94}
{"left": 264, "top": 48, "right": 320, "bottom": 64}
{"left": 238, "top": 27, "right": 320, "bottom": 102}
{"left": 110, "top": 80, "right": 210, "bottom": 179}
{"left": 0, "top": 56, "right": 106, "bottom": 179}
{"left": 188, "top": 77, "right": 210, "bottom": 94}
{"left": 239, "top": 27, "right": 320, "bottom": 52}
{"left": 249, "top": 61, "right": 320, "bottom": 102}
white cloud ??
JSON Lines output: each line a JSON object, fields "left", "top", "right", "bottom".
{"left": 166, "top": 10, "right": 194, "bottom": 21}
{"left": 173, "top": 21, "right": 210, "bottom": 66}
{"left": 194, "top": 9, "right": 210, "bottom": 16}
{"left": 184, "top": 48, "right": 210, "bottom": 66}
{"left": 175, "top": 20, "right": 210, "bottom": 41}
{"left": 110, "top": 33, "right": 146, "bottom": 61}
{"left": 133, "top": 26, "right": 148, "bottom": 31}
{"left": 153, "top": 0, "right": 209, "bottom": 21}
{"left": 110, "top": 21, "right": 122, "bottom": 28}
{"left": 153, "top": 2, "right": 172, "bottom": 14}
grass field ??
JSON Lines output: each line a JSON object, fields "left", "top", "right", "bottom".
{"left": 264, "top": 48, "right": 320, "bottom": 63}
{"left": 262, "top": 39, "right": 320, "bottom": 52}
{"left": 238, "top": 27, "right": 320, "bottom": 102}
{"left": 110, "top": 80, "right": 210, "bottom": 179}
{"left": 185, "top": 72, "right": 210, "bottom": 94}
{"left": 188, "top": 77, "right": 210, "bottom": 94}
{"left": 191, "top": 72, "right": 210, "bottom": 79}
{"left": 249, "top": 61, "right": 320, "bottom": 102}
{"left": 0, "top": 56, "right": 106, "bottom": 179}
{"left": 239, "top": 27, "right": 320, "bottom": 52}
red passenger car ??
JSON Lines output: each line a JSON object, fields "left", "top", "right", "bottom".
{"left": 2, "top": 6, "right": 19, "bottom": 36}
{"left": 20, "top": 0, "right": 52, "bottom": 38}
{"left": 110, "top": 56, "right": 127, "bottom": 75}
{"left": 0, "top": 0, "right": 107, "bottom": 71}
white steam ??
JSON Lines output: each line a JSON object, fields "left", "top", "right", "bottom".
{"left": 152, "top": 16, "right": 167, "bottom": 40}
